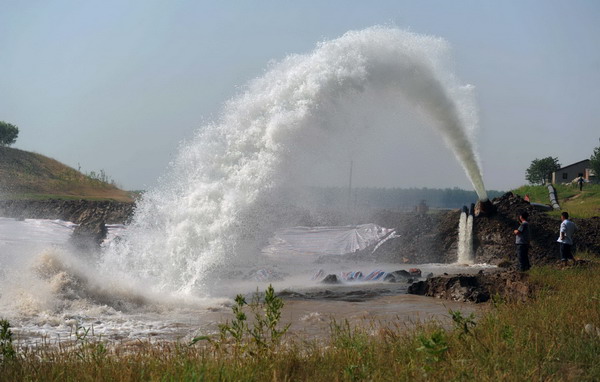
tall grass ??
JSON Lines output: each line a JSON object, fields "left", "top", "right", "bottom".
{"left": 2, "top": 263, "right": 600, "bottom": 381}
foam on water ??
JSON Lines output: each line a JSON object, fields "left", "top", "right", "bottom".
{"left": 100, "top": 26, "right": 487, "bottom": 296}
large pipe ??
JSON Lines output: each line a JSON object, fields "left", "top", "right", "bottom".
{"left": 547, "top": 184, "right": 560, "bottom": 210}
{"left": 474, "top": 198, "right": 496, "bottom": 217}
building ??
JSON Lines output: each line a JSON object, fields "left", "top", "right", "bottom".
{"left": 551, "top": 159, "right": 593, "bottom": 184}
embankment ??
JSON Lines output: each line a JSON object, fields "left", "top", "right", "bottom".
{"left": 0, "top": 199, "right": 134, "bottom": 225}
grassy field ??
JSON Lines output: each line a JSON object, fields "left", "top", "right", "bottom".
{"left": 513, "top": 183, "right": 600, "bottom": 218}
{"left": 2, "top": 259, "right": 600, "bottom": 381}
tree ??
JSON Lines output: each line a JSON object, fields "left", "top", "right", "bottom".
{"left": 525, "top": 157, "right": 561, "bottom": 185}
{"left": 0, "top": 121, "right": 19, "bottom": 147}
{"left": 590, "top": 138, "right": 600, "bottom": 182}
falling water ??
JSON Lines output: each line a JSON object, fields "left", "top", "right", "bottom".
{"left": 457, "top": 210, "right": 474, "bottom": 264}
{"left": 101, "top": 26, "right": 487, "bottom": 295}
{"left": 457, "top": 211, "right": 467, "bottom": 262}
{"left": 466, "top": 213, "right": 474, "bottom": 261}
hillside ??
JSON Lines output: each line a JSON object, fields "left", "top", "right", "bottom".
{"left": 512, "top": 183, "right": 600, "bottom": 218}
{"left": 0, "top": 146, "right": 133, "bottom": 202}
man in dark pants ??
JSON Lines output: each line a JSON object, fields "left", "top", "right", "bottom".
{"left": 557, "top": 211, "right": 577, "bottom": 265}
{"left": 513, "top": 211, "right": 531, "bottom": 271}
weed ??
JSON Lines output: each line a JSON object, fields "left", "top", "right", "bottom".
{"left": 417, "top": 329, "right": 448, "bottom": 364}
{"left": 72, "top": 323, "right": 107, "bottom": 363}
{"left": 450, "top": 309, "right": 477, "bottom": 339}
{"left": 191, "top": 284, "right": 289, "bottom": 355}
{"left": 0, "top": 319, "right": 16, "bottom": 361}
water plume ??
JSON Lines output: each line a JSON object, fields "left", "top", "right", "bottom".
{"left": 101, "top": 26, "right": 487, "bottom": 295}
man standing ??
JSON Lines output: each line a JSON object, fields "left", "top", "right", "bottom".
{"left": 513, "top": 211, "right": 531, "bottom": 271}
{"left": 557, "top": 212, "right": 577, "bottom": 265}
{"left": 577, "top": 176, "right": 584, "bottom": 191}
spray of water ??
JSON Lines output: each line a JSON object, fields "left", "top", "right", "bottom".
{"left": 101, "top": 26, "right": 487, "bottom": 295}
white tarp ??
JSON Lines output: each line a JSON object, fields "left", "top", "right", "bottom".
{"left": 263, "top": 223, "right": 394, "bottom": 256}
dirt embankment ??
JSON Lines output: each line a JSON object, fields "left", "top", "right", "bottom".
{"left": 360, "top": 192, "right": 600, "bottom": 266}
{"left": 472, "top": 192, "right": 600, "bottom": 265}
{"left": 408, "top": 270, "right": 532, "bottom": 303}
{"left": 0, "top": 199, "right": 134, "bottom": 225}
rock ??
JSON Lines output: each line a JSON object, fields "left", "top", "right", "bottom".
{"left": 583, "top": 324, "right": 600, "bottom": 338}
{"left": 70, "top": 221, "right": 108, "bottom": 252}
{"left": 384, "top": 270, "right": 411, "bottom": 283}
{"left": 321, "top": 274, "right": 341, "bottom": 284}
{"left": 408, "top": 271, "right": 532, "bottom": 303}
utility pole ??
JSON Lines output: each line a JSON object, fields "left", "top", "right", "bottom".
{"left": 348, "top": 160, "right": 353, "bottom": 210}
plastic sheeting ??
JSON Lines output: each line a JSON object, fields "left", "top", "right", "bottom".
{"left": 263, "top": 223, "right": 394, "bottom": 256}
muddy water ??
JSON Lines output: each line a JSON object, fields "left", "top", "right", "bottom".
{"left": 9, "top": 281, "right": 482, "bottom": 346}
{"left": 282, "top": 293, "right": 481, "bottom": 339}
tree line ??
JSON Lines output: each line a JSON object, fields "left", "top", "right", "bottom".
{"left": 297, "top": 186, "right": 505, "bottom": 210}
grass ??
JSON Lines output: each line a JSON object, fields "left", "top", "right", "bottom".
{"left": 0, "top": 146, "right": 134, "bottom": 202}
{"left": 513, "top": 183, "right": 600, "bottom": 218}
{"left": 2, "top": 261, "right": 600, "bottom": 381}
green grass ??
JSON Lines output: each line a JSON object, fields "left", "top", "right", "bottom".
{"left": 513, "top": 184, "right": 600, "bottom": 218}
{"left": 2, "top": 260, "right": 600, "bottom": 381}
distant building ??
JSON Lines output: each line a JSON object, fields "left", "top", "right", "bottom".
{"left": 551, "top": 159, "right": 593, "bottom": 184}
{"left": 415, "top": 200, "right": 429, "bottom": 215}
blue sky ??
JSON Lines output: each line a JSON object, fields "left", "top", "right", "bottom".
{"left": 1, "top": 1, "right": 599, "bottom": 191}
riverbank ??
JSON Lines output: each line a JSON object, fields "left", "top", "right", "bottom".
{"left": 2, "top": 260, "right": 599, "bottom": 380}
{"left": 0, "top": 199, "right": 134, "bottom": 225}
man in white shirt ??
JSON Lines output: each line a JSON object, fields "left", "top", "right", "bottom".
{"left": 557, "top": 212, "right": 577, "bottom": 265}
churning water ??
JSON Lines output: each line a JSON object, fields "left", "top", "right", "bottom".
{"left": 100, "top": 26, "right": 487, "bottom": 296}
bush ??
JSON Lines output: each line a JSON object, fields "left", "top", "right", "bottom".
{"left": 0, "top": 121, "right": 19, "bottom": 147}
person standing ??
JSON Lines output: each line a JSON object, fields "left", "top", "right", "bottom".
{"left": 513, "top": 211, "right": 531, "bottom": 271}
{"left": 557, "top": 211, "right": 577, "bottom": 265}
{"left": 577, "top": 176, "right": 584, "bottom": 191}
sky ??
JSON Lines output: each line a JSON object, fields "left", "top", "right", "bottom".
{"left": 1, "top": 0, "right": 599, "bottom": 192}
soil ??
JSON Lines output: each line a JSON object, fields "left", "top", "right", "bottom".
{"left": 0, "top": 199, "right": 134, "bottom": 225}
{"left": 357, "top": 192, "right": 600, "bottom": 267}
{"left": 408, "top": 270, "right": 532, "bottom": 303}
{"left": 472, "top": 192, "right": 600, "bottom": 266}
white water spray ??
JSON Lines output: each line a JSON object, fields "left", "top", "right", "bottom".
{"left": 102, "top": 27, "right": 487, "bottom": 295}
